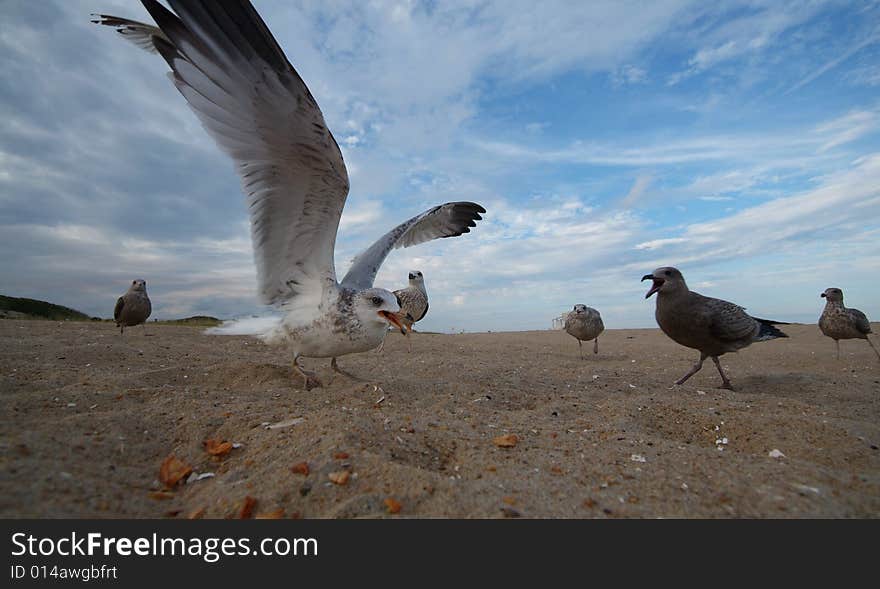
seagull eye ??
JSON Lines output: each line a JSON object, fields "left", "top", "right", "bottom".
{"left": 371, "top": 296, "right": 383, "bottom": 306}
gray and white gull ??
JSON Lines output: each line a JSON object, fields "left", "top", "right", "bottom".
{"left": 94, "top": 1, "right": 485, "bottom": 389}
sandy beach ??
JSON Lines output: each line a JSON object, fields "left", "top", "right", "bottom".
{"left": 1, "top": 319, "right": 878, "bottom": 518}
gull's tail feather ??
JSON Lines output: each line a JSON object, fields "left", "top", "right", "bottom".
{"left": 753, "top": 317, "right": 789, "bottom": 341}
{"left": 205, "top": 315, "right": 281, "bottom": 338}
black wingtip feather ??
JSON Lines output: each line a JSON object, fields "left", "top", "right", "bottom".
{"left": 755, "top": 318, "right": 788, "bottom": 340}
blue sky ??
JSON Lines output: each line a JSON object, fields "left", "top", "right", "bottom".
{"left": 1, "top": 0, "right": 879, "bottom": 332}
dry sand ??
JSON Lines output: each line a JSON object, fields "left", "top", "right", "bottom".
{"left": 1, "top": 319, "right": 878, "bottom": 518}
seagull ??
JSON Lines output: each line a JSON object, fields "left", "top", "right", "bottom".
{"left": 818, "top": 288, "right": 879, "bottom": 361}
{"left": 642, "top": 267, "right": 788, "bottom": 390}
{"left": 94, "top": 1, "right": 485, "bottom": 390}
{"left": 392, "top": 270, "right": 429, "bottom": 352}
{"left": 563, "top": 304, "right": 604, "bottom": 359}
{"left": 114, "top": 279, "right": 152, "bottom": 334}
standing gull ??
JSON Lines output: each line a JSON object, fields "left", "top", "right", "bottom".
{"left": 94, "top": 1, "right": 485, "bottom": 390}
{"left": 563, "top": 304, "right": 604, "bottom": 359}
{"left": 818, "top": 288, "right": 879, "bottom": 361}
{"left": 393, "top": 270, "right": 429, "bottom": 352}
{"left": 642, "top": 267, "right": 788, "bottom": 389}
{"left": 114, "top": 279, "right": 152, "bottom": 334}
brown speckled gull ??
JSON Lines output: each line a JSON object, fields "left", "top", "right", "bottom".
{"left": 392, "top": 271, "right": 429, "bottom": 352}
{"left": 564, "top": 304, "right": 604, "bottom": 358}
{"left": 113, "top": 279, "right": 151, "bottom": 334}
{"left": 818, "top": 287, "right": 879, "bottom": 361}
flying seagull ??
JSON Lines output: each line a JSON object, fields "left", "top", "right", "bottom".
{"left": 642, "top": 267, "right": 788, "bottom": 389}
{"left": 564, "top": 304, "right": 604, "bottom": 359}
{"left": 392, "top": 270, "right": 429, "bottom": 352}
{"left": 818, "top": 288, "right": 879, "bottom": 361}
{"left": 94, "top": 1, "right": 485, "bottom": 389}
{"left": 114, "top": 279, "right": 152, "bottom": 334}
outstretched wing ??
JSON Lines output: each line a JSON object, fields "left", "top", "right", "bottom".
{"left": 341, "top": 202, "right": 485, "bottom": 291}
{"left": 91, "top": 14, "right": 167, "bottom": 53}
{"left": 97, "top": 1, "right": 350, "bottom": 306}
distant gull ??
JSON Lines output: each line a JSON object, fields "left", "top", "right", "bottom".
{"left": 818, "top": 287, "right": 879, "bottom": 361}
{"left": 563, "top": 304, "right": 604, "bottom": 359}
{"left": 114, "top": 279, "right": 151, "bottom": 334}
{"left": 642, "top": 267, "right": 788, "bottom": 389}
{"left": 95, "top": 1, "right": 485, "bottom": 389}
{"left": 392, "top": 270, "right": 429, "bottom": 352}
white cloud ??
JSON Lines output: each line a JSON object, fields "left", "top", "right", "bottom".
{"left": 2, "top": 0, "right": 879, "bottom": 332}
{"left": 814, "top": 109, "right": 879, "bottom": 153}
{"left": 785, "top": 29, "right": 880, "bottom": 94}
{"left": 620, "top": 174, "right": 653, "bottom": 208}
{"left": 635, "top": 154, "right": 880, "bottom": 263}
{"left": 635, "top": 238, "right": 688, "bottom": 251}
{"left": 612, "top": 64, "right": 648, "bottom": 86}
{"left": 474, "top": 105, "right": 880, "bottom": 169}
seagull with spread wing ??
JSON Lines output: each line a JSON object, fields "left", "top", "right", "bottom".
{"left": 94, "top": 1, "right": 485, "bottom": 389}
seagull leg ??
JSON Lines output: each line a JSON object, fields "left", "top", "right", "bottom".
{"left": 578, "top": 339, "right": 583, "bottom": 360}
{"left": 711, "top": 356, "right": 734, "bottom": 390}
{"left": 331, "top": 357, "right": 367, "bottom": 382}
{"left": 293, "top": 355, "right": 322, "bottom": 391}
{"left": 675, "top": 352, "right": 706, "bottom": 385}
{"left": 866, "top": 337, "right": 880, "bottom": 361}
{"left": 835, "top": 340, "right": 840, "bottom": 361}
{"left": 593, "top": 337, "right": 599, "bottom": 355}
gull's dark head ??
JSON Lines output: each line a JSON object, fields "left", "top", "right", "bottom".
{"left": 130, "top": 279, "right": 147, "bottom": 292}
{"left": 408, "top": 270, "right": 424, "bottom": 284}
{"left": 572, "top": 304, "right": 587, "bottom": 314}
{"left": 641, "top": 266, "right": 685, "bottom": 298}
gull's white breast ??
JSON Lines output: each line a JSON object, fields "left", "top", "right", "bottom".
{"left": 262, "top": 287, "right": 387, "bottom": 358}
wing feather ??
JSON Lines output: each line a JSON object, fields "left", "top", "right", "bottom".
{"left": 113, "top": 297, "right": 124, "bottom": 322}
{"left": 98, "top": 1, "right": 349, "bottom": 305}
{"left": 849, "top": 308, "right": 872, "bottom": 335}
{"left": 341, "top": 202, "right": 485, "bottom": 290}
{"left": 705, "top": 298, "right": 758, "bottom": 342}
{"left": 91, "top": 14, "right": 167, "bottom": 53}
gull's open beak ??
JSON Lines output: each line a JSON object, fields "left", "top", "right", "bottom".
{"left": 642, "top": 274, "right": 663, "bottom": 299}
{"left": 379, "top": 310, "right": 407, "bottom": 335}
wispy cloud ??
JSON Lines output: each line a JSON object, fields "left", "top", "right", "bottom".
{"left": 633, "top": 154, "right": 880, "bottom": 264}
{"left": 785, "top": 28, "right": 880, "bottom": 95}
